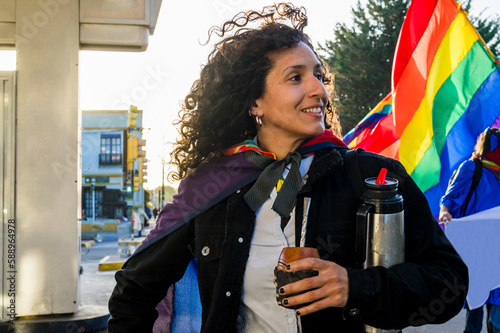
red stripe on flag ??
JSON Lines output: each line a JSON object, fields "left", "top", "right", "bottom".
{"left": 392, "top": 0, "right": 438, "bottom": 87}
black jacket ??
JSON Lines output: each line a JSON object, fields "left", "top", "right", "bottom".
{"left": 108, "top": 148, "right": 468, "bottom": 332}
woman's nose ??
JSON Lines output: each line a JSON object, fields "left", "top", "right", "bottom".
{"left": 307, "top": 75, "right": 328, "bottom": 99}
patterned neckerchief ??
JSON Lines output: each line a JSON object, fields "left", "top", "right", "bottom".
{"left": 223, "top": 130, "right": 346, "bottom": 217}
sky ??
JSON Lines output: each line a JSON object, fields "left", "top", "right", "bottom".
{"left": 0, "top": 0, "right": 499, "bottom": 191}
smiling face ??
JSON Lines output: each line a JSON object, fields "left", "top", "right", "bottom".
{"left": 251, "top": 41, "right": 328, "bottom": 153}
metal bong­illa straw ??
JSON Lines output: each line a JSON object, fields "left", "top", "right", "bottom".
{"left": 299, "top": 197, "right": 312, "bottom": 247}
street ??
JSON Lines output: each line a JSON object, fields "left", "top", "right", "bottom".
{"left": 81, "top": 241, "right": 118, "bottom": 308}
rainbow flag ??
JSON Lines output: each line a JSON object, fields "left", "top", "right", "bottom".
{"left": 344, "top": 0, "right": 500, "bottom": 215}
{"left": 343, "top": 93, "right": 400, "bottom": 158}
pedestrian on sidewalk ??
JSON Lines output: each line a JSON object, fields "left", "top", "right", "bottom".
{"left": 137, "top": 207, "right": 150, "bottom": 232}
{"left": 152, "top": 207, "right": 158, "bottom": 221}
{"left": 109, "top": 3, "right": 468, "bottom": 332}
{"left": 440, "top": 127, "right": 500, "bottom": 333}
{"left": 131, "top": 210, "right": 142, "bottom": 237}
{"left": 143, "top": 204, "right": 152, "bottom": 227}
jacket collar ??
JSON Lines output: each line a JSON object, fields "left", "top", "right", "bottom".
{"left": 301, "top": 147, "right": 345, "bottom": 192}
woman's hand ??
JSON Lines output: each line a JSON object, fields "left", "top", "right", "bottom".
{"left": 279, "top": 257, "right": 349, "bottom": 316}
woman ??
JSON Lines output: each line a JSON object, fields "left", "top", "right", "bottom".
{"left": 439, "top": 127, "right": 500, "bottom": 333}
{"left": 109, "top": 3, "right": 468, "bottom": 332}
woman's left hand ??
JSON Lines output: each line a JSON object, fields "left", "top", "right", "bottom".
{"left": 279, "top": 257, "right": 349, "bottom": 315}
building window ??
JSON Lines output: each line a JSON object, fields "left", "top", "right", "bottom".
{"left": 83, "top": 186, "right": 104, "bottom": 218}
{"left": 100, "top": 134, "right": 122, "bottom": 166}
{"left": 103, "top": 189, "right": 126, "bottom": 218}
{"left": 82, "top": 187, "right": 126, "bottom": 219}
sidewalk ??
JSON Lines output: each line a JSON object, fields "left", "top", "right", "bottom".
{"left": 77, "top": 219, "right": 156, "bottom": 332}
{"left": 82, "top": 218, "right": 156, "bottom": 291}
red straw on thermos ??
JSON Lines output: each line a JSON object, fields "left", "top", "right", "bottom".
{"left": 375, "top": 168, "right": 388, "bottom": 184}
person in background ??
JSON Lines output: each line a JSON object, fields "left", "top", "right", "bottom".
{"left": 440, "top": 127, "right": 500, "bottom": 333}
{"left": 144, "top": 204, "right": 152, "bottom": 226}
{"left": 137, "top": 206, "right": 150, "bottom": 231}
{"left": 152, "top": 206, "right": 158, "bottom": 220}
{"left": 109, "top": 3, "right": 468, "bottom": 332}
{"left": 131, "top": 209, "right": 142, "bottom": 237}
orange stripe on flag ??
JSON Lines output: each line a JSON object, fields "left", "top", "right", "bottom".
{"left": 392, "top": 0, "right": 458, "bottom": 135}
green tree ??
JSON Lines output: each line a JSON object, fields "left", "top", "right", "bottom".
{"left": 320, "top": 0, "right": 500, "bottom": 135}
{"left": 163, "top": 185, "right": 176, "bottom": 203}
{"left": 320, "top": 0, "right": 409, "bottom": 133}
{"left": 154, "top": 185, "right": 177, "bottom": 206}
{"left": 464, "top": 0, "right": 500, "bottom": 56}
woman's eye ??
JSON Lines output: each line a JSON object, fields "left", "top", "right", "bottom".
{"left": 290, "top": 75, "right": 301, "bottom": 81}
{"left": 315, "top": 73, "right": 324, "bottom": 81}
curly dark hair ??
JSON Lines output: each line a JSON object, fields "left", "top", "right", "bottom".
{"left": 169, "top": 3, "right": 340, "bottom": 181}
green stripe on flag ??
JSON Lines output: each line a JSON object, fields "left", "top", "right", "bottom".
{"left": 410, "top": 41, "right": 496, "bottom": 192}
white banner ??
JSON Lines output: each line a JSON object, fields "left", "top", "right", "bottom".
{"left": 444, "top": 206, "right": 500, "bottom": 309}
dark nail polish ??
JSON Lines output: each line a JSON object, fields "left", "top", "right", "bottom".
{"left": 296, "top": 311, "right": 301, "bottom": 316}
{"left": 279, "top": 288, "right": 285, "bottom": 294}
{"left": 283, "top": 299, "right": 289, "bottom": 305}
{"left": 286, "top": 264, "right": 291, "bottom": 270}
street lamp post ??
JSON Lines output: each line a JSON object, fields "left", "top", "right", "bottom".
{"left": 91, "top": 179, "right": 96, "bottom": 222}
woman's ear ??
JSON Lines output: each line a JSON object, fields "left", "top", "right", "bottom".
{"left": 249, "top": 100, "right": 263, "bottom": 117}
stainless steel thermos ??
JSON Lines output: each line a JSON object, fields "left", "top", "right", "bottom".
{"left": 356, "top": 168, "right": 404, "bottom": 333}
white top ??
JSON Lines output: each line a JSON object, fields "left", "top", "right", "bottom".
{"left": 237, "top": 155, "right": 314, "bottom": 333}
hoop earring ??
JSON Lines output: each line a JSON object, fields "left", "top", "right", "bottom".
{"left": 249, "top": 109, "right": 262, "bottom": 127}
{"left": 256, "top": 115, "right": 262, "bottom": 127}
